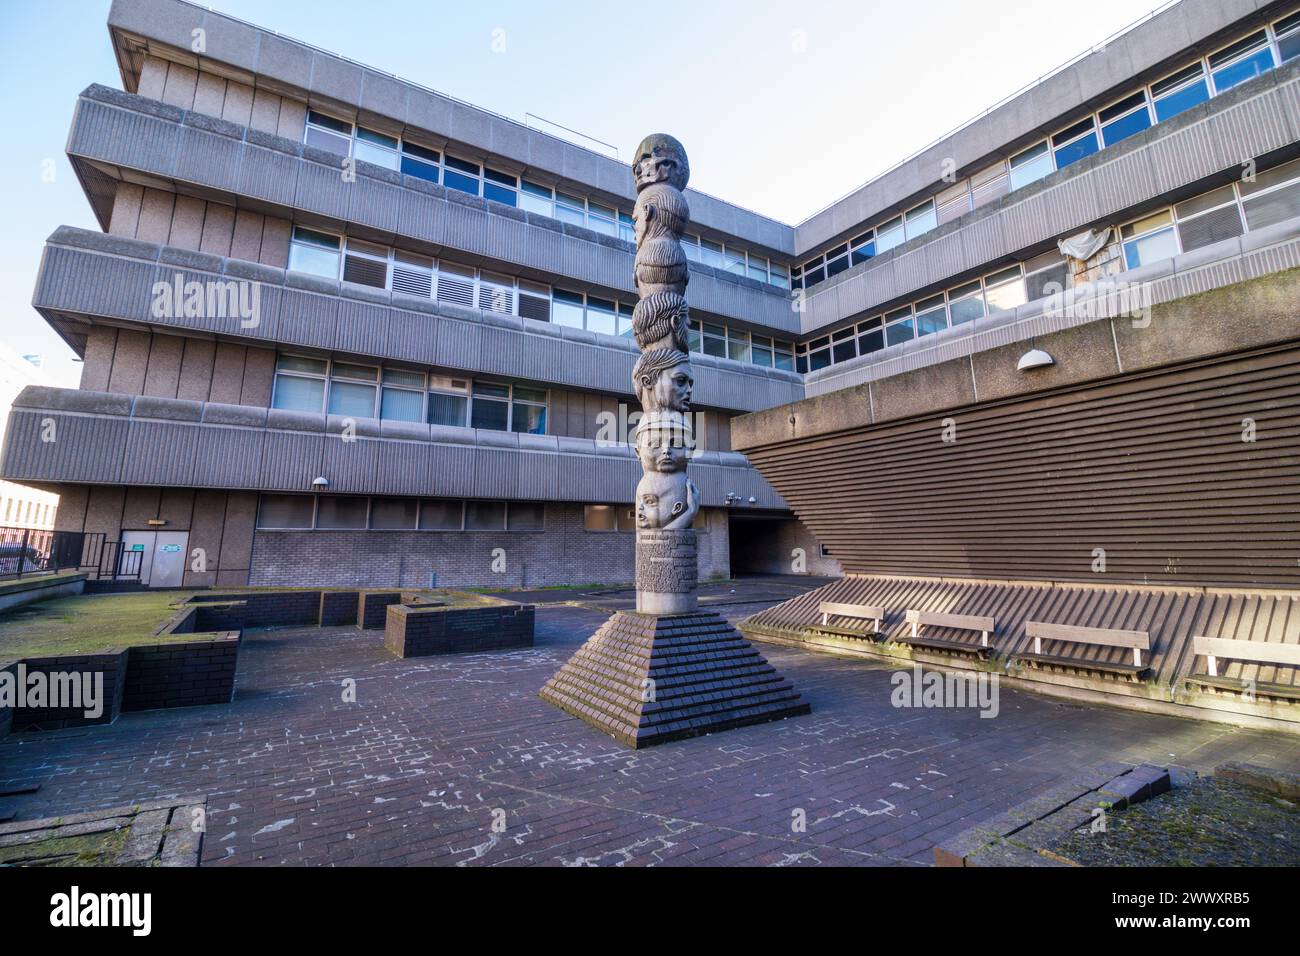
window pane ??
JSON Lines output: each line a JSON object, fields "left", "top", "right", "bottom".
{"left": 465, "top": 501, "right": 506, "bottom": 530}
{"left": 277, "top": 355, "right": 327, "bottom": 375}
{"left": 288, "top": 242, "right": 340, "bottom": 278}
{"left": 400, "top": 155, "right": 439, "bottom": 183}
{"left": 427, "top": 392, "right": 467, "bottom": 427}
{"left": 272, "top": 375, "right": 325, "bottom": 412}
{"left": 1153, "top": 77, "right": 1209, "bottom": 121}
{"left": 383, "top": 367, "right": 426, "bottom": 388}
{"left": 985, "top": 276, "right": 1026, "bottom": 312}
{"left": 1009, "top": 142, "right": 1053, "bottom": 190}
{"left": 257, "top": 494, "right": 314, "bottom": 529}
{"left": 1124, "top": 227, "right": 1178, "bottom": 269}
{"left": 380, "top": 387, "right": 424, "bottom": 422}
{"left": 915, "top": 301, "right": 948, "bottom": 336}
{"left": 328, "top": 381, "right": 377, "bottom": 418}
{"left": 1101, "top": 107, "right": 1151, "bottom": 147}
{"left": 585, "top": 297, "right": 617, "bottom": 335}
{"left": 552, "top": 290, "right": 585, "bottom": 328}
{"left": 584, "top": 504, "right": 617, "bottom": 531}
{"left": 905, "top": 201, "right": 937, "bottom": 238}
{"left": 443, "top": 169, "right": 479, "bottom": 195}
{"left": 510, "top": 402, "right": 546, "bottom": 435}
{"left": 727, "top": 333, "right": 751, "bottom": 363}
{"left": 471, "top": 398, "right": 509, "bottom": 431}
{"left": 353, "top": 138, "right": 398, "bottom": 169}
{"left": 857, "top": 329, "right": 884, "bottom": 354}
{"left": 305, "top": 126, "right": 351, "bottom": 156}
{"left": 876, "top": 217, "right": 905, "bottom": 253}
{"left": 507, "top": 502, "right": 545, "bottom": 531}
{"left": 1053, "top": 130, "right": 1098, "bottom": 169}
{"left": 1242, "top": 181, "right": 1300, "bottom": 230}
{"left": 316, "top": 496, "right": 368, "bottom": 529}
{"left": 483, "top": 182, "right": 517, "bottom": 205}
{"left": 370, "top": 497, "right": 418, "bottom": 529}
{"left": 419, "top": 500, "right": 462, "bottom": 530}
{"left": 885, "top": 319, "right": 914, "bottom": 346}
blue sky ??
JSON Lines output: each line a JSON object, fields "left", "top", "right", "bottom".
{"left": 0, "top": 0, "right": 1159, "bottom": 385}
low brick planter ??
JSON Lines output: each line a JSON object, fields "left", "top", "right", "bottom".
{"left": 320, "top": 591, "right": 359, "bottom": 626}
{"left": 0, "top": 661, "right": 16, "bottom": 738}
{"left": 385, "top": 601, "right": 534, "bottom": 658}
{"left": 8, "top": 651, "right": 128, "bottom": 731}
{"left": 123, "top": 633, "right": 240, "bottom": 712}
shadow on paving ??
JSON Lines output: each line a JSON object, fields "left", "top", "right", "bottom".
{"left": 0, "top": 583, "right": 1297, "bottom": 867}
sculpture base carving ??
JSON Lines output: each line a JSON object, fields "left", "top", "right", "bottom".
{"left": 539, "top": 610, "right": 811, "bottom": 749}
{"left": 635, "top": 528, "right": 697, "bottom": 614}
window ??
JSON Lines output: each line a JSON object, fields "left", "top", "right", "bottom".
{"left": 483, "top": 168, "right": 518, "bottom": 206}
{"left": 1209, "top": 31, "right": 1274, "bottom": 93}
{"left": 585, "top": 296, "right": 617, "bottom": 336}
{"left": 853, "top": 317, "right": 883, "bottom": 356}
{"left": 470, "top": 382, "right": 510, "bottom": 431}
{"left": 257, "top": 494, "right": 315, "bottom": 529}
{"left": 517, "top": 279, "right": 551, "bottom": 323}
{"left": 555, "top": 192, "right": 586, "bottom": 226}
{"left": 700, "top": 239, "right": 724, "bottom": 270}
{"left": 304, "top": 110, "right": 351, "bottom": 156}
{"left": 701, "top": 323, "right": 727, "bottom": 359}
{"left": 272, "top": 355, "right": 327, "bottom": 412}
{"left": 1150, "top": 63, "right": 1210, "bottom": 122}
{"left": 947, "top": 280, "right": 985, "bottom": 325}
{"left": 353, "top": 127, "right": 399, "bottom": 170}
{"left": 419, "top": 499, "right": 463, "bottom": 530}
{"left": 442, "top": 155, "right": 482, "bottom": 195}
{"left": 465, "top": 500, "right": 506, "bottom": 531}
{"left": 380, "top": 368, "right": 426, "bottom": 422}
{"left": 519, "top": 179, "right": 554, "bottom": 216}
{"left": 370, "top": 497, "right": 418, "bottom": 529}
{"left": 984, "top": 265, "right": 1026, "bottom": 312}
{"left": 724, "top": 247, "right": 747, "bottom": 277}
{"left": 328, "top": 362, "right": 379, "bottom": 418}
{"left": 1277, "top": 11, "right": 1300, "bottom": 63}
{"left": 773, "top": 340, "right": 794, "bottom": 371}
{"left": 1009, "top": 141, "right": 1053, "bottom": 191}
{"left": 435, "top": 262, "right": 476, "bottom": 308}
{"left": 1239, "top": 157, "right": 1300, "bottom": 230}
{"left": 507, "top": 502, "right": 545, "bottom": 531}
{"left": 727, "top": 329, "right": 751, "bottom": 363}
{"left": 914, "top": 294, "right": 947, "bottom": 337}
{"left": 511, "top": 386, "right": 548, "bottom": 435}
{"left": 807, "top": 335, "right": 831, "bottom": 371}
{"left": 427, "top": 376, "right": 469, "bottom": 427}
{"left": 748, "top": 255, "right": 769, "bottom": 283}
{"left": 1098, "top": 91, "right": 1151, "bottom": 147}
{"left": 884, "top": 306, "right": 914, "bottom": 346}
{"left": 479, "top": 271, "right": 516, "bottom": 314}
{"left": 552, "top": 289, "right": 585, "bottom": 328}
{"left": 618, "top": 212, "right": 636, "bottom": 244}
{"left": 875, "top": 215, "right": 905, "bottom": 254}
{"left": 391, "top": 250, "right": 434, "bottom": 298}
{"left": 824, "top": 244, "right": 850, "bottom": 278}
{"left": 751, "top": 335, "right": 774, "bottom": 368}
{"left": 1174, "top": 184, "right": 1243, "bottom": 252}
{"left": 288, "top": 227, "right": 341, "bottom": 278}
{"left": 1023, "top": 250, "right": 1069, "bottom": 302}
{"left": 1121, "top": 210, "right": 1179, "bottom": 269}
{"left": 316, "top": 496, "right": 369, "bottom": 530}
{"left": 341, "top": 239, "right": 389, "bottom": 289}
{"left": 583, "top": 504, "right": 617, "bottom": 531}
{"left": 1051, "top": 117, "right": 1099, "bottom": 170}
{"left": 400, "top": 141, "right": 440, "bottom": 183}
{"left": 587, "top": 202, "right": 617, "bottom": 237}
{"left": 905, "top": 200, "right": 937, "bottom": 240}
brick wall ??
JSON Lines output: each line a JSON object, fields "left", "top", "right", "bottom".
{"left": 11, "top": 651, "right": 129, "bottom": 731}
{"left": 122, "top": 635, "right": 239, "bottom": 712}
{"left": 250, "top": 504, "right": 731, "bottom": 588}
{"left": 386, "top": 603, "right": 534, "bottom": 657}
{"left": 0, "top": 661, "right": 15, "bottom": 739}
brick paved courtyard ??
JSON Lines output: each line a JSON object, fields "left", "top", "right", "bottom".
{"left": 2, "top": 584, "right": 1297, "bottom": 866}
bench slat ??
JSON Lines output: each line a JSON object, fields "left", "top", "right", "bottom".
{"left": 820, "top": 602, "right": 885, "bottom": 620}
{"left": 904, "top": 610, "right": 995, "bottom": 632}
{"left": 1025, "top": 621, "right": 1150, "bottom": 649}
{"left": 1193, "top": 637, "right": 1300, "bottom": 667}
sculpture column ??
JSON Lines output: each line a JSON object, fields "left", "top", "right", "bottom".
{"left": 539, "top": 135, "right": 809, "bottom": 748}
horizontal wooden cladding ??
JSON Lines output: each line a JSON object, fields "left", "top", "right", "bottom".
{"left": 745, "top": 575, "right": 1300, "bottom": 688}
{"left": 745, "top": 344, "right": 1300, "bottom": 588}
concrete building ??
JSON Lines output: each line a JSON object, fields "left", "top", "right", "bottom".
{"left": 2, "top": 0, "right": 1298, "bottom": 605}
{"left": 0, "top": 345, "right": 59, "bottom": 533}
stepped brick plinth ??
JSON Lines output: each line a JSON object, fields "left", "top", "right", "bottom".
{"left": 540, "top": 610, "right": 810, "bottom": 748}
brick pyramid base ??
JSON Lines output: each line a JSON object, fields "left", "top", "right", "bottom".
{"left": 539, "top": 610, "right": 810, "bottom": 748}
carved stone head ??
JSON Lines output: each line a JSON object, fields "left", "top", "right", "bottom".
{"left": 633, "top": 133, "right": 690, "bottom": 193}
{"left": 633, "top": 348, "right": 693, "bottom": 413}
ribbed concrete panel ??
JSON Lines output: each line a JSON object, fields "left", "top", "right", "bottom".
{"left": 191, "top": 425, "right": 265, "bottom": 487}
{"left": 1148, "top": 120, "right": 1220, "bottom": 196}
{"left": 517, "top": 330, "right": 579, "bottom": 384}
{"left": 122, "top": 419, "right": 199, "bottom": 485}
{"left": 1091, "top": 148, "right": 1156, "bottom": 219}
{"left": 0, "top": 410, "right": 129, "bottom": 484}
{"left": 385, "top": 307, "right": 439, "bottom": 366}
{"left": 924, "top": 231, "right": 966, "bottom": 284}
{"left": 370, "top": 439, "right": 439, "bottom": 496}
{"left": 472, "top": 447, "right": 521, "bottom": 499}
{"left": 523, "top": 223, "right": 566, "bottom": 275}
{"left": 336, "top": 296, "right": 390, "bottom": 357}
{"left": 422, "top": 442, "right": 480, "bottom": 498}
{"left": 347, "top": 175, "right": 402, "bottom": 235}
{"left": 176, "top": 126, "right": 242, "bottom": 193}
{"left": 69, "top": 99, "right": 179, "bottom": 177}
{"left": 1043, "top": 174, "right": 1101, "bottom": 239}
{"left": 439, "top": 200, "right": 489, "bottom": 259}
{"left": 1207, "top": 92, "right": 1295, "bottom": 170}
{"left": 321, "top": 435, "right": 379, "bottom": 492}
{"left": 517, "top": 448, "right": 562, "bottom": 500}
{"left": 34, "top": 245, "right": 158, "bottom": 322}
{"left": 999, "top": 191, "right": 1044, "bottom": 254}
{"left": 278, "top": 286, "right": 339, "bottom": 350}
{"left": 395, "top": 189, "right": 443, "bottom": 246}
{"left": 294, "top": 159, "right": 351, "bottom": 221}
{"left": 431, "top": 316, "right": 481, "bottom": 372}
{"left": 236, "top": 142, "right": 300, "bottom": 207}
{"left": 481, "top": 214, "right": 531, "bottom": 269}
{"left": 476, "top": 323, "right": 526, "bottom": 380}
{"left": 891, "top": 248, "right": 929, "bottom": 296}
{"left": 259, "top": 430, "right": 325, "bottom": 491}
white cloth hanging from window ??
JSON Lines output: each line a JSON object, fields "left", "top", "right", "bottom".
{"left": 1057, "top": 227, "right": 1112, "bottom": 261}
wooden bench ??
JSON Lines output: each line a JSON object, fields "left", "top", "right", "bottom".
{"left": 1187, "top": 637, "right": 1300, "bottom": 701}
{"left": 1016, "top": 621, "right": 1151, "bottom": 677}
{"left": 812, "top": 602, "right": 886, "bottom": 641}
{"left": 897, "top": 610, "right": 995, "bottom": 656}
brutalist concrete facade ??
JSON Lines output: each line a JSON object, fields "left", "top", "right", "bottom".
{"left": 4, "top": 0, "right": 1300, "bottom": 591}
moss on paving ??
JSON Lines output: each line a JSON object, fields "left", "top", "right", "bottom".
{"left": 1052, "top": 776, "right": 1300, "bottom": 866}
{"left": 0, "top": 590, "right": 193, "bottom": 659}
{"left": 0, "top": 826, "right": 130, "bottom": 866}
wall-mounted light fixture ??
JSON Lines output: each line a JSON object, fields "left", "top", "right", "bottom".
{"left": 1017, "top": 348, "right": 1055, "bottom": 371}
{"left": 312, "top": 476, "right": 331, "bottom": 489}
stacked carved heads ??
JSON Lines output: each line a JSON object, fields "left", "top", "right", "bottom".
{"left": 630, "top": 134, "right": 698, "bottom": 531}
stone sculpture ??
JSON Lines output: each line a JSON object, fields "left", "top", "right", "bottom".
{"left": 539, "top": 134, "right": 809, "bottom": 747}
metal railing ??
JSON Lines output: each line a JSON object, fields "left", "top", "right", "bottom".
{"left": 0, "top": 527, "right": 143, "bottom": 581}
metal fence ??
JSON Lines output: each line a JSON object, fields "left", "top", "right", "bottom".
{"left": 0, "top": 527, "right": 143, "bottom": 581}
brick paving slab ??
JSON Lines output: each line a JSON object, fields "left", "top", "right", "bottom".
{"left": 0, "top": 595, "right": 1297, "bottom": 867}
